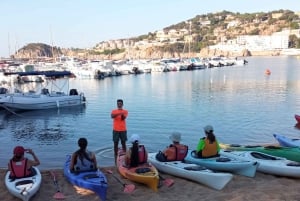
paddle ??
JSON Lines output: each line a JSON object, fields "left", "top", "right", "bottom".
{"left": 106, "top": 170, "right": 135, "bottom": 194}
{"left": 50, "top": 171, "right": 65, "bottom": 200}
{"left": 159, "top": 174, "right": 174, "bottom": 187}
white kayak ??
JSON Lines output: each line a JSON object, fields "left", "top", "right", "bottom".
{"left": 148, "top": 153, "right": 233, "bottom": 190}
{"left": 5, "top": 167, "right": 42, "bottom": 201}
{"left": 273, "top": 133, "right": 300, "bottom": 147}
{"left": 184, "top": 150, "right": 258, "bottom": 177}
{"left": 221, "top": 150, "right": 300, "bottom": 178}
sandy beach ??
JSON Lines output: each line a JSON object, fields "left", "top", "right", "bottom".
{"left": 1, "top": 166, "right": 300, "bottom": 201}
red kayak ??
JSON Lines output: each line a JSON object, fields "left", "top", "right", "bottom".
{"left": 295, "top": 114, "right": 300, "bottom": 123}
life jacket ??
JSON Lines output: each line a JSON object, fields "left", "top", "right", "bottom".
{"left": 138, "top": 145, "right": 147, "bottom": 164}
{"left": 201, "top": 138, "right": 218, "bottom": 157}
{"left": 165, "top": 144, "right": 188, "bottom": 161}
{"left": 9, "top": 158, "right": 32, "bottom": 178}
{"left": 74, "top": 151, "right": 95, "bottom": 172}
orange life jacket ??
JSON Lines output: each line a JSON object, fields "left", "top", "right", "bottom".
{"left": 201, "top": 139, "right": 218, "bottom": 157}
{"left": 9, "top": 158, "right": 32, "bottom": 178}
{"left": 165, "top": 144, "right": 188, "bottom": 161}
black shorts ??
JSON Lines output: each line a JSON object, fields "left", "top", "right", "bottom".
{"left": 113, "top": 130, "right": 127, "bottom": 143}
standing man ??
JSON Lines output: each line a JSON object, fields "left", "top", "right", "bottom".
{"left": 111, "top": 99, "right": 128, "bottom": 163}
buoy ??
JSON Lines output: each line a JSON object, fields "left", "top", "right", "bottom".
{"left": 265, "top": 69, "right": 271, "bottom": 75}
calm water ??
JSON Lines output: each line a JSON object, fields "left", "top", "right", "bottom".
{"left": 1, "top": 56, "right": 300, "bottom": 169}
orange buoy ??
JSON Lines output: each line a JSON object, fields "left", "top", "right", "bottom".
{"left": 265, "top": 69, "right": 271, "bottom": 75}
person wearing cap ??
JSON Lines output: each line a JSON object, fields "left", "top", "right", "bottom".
{"left": 70, "top": 138, "right": 97, "bottom": 172}
{"left": 111, "top": 99, "right": 128, "bottom": 163}
{"left": 196, "top": 125, "right": 220, "bottom": 158}
{"left": 8, "top": 146, "right": 40, "bottom": 178}
{"left": 125, "top": 134, "right": 148, "bottom": 167}
{"left": 162, "top": 132, "right": 188, "bottom": 161}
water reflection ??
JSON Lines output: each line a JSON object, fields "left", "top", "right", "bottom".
{"left": 1, "top": 106, "right": 86, "bottom": 143}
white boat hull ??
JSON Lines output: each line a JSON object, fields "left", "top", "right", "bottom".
{"left": 0, "top": 93, "right": 86, "bottom": 110}
{"left": 221, "top": 150, "right": 300, "bottom": 178}
{"left": 148, "top": 153, "right": 233, "bottom": 190}
{"left": 5, "top": 167, "right": 42, "bottom": 201}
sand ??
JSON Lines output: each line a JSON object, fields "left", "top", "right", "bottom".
{"left": 1, "top": 166, "right": 300, "bottom": 201}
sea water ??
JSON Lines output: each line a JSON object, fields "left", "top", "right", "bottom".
{"left": 0, "top": 56, "right": 300, "bottom": 169}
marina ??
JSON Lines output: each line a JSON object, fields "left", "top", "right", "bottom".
{"left": 0, "top": 56, "right": 299, "bottom": 169}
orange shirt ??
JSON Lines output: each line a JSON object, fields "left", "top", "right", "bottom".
{"left": 111, "top": 109, "right": 128, "bottom": 131}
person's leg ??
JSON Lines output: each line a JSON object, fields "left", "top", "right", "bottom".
{"left": 114, "top": 141, "right": 118, "bottom": 164}
{"left": 121, "top": 140, "right": 126, "bottom": 152}
{"left": 120, "top": 131, "right": 128, "bottom": 152}
{"left": 113, "top": 131, "right": 119, "bottom": 164}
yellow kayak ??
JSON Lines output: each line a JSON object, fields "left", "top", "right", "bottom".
{"left": 117, "top": 149, "right": 159, "bottom": 192}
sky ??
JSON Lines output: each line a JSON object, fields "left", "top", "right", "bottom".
{"left": 1, "top": 0, "right": 300, "bottom": 58}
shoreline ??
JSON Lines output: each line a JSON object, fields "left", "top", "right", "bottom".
{"left": 2, "top": 166, "right": 300, "bottom": 201}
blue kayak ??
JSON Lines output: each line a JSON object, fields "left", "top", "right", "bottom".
{"left": 274, "top": 134, "right": 300, "bottom": 147}
{"left": 64, "top": 155, "right": 108, "bottom": 201}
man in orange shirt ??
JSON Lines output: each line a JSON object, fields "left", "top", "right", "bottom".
{"left": 111, "top": 99, "right": 128, "bottom": 163}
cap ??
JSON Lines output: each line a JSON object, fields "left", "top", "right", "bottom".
{"left": 13, "top": 146, "right": 25, "bottom": 156}
{"left": 204, "top": 125, "right": 214, "bottom": 133}
{"left": 169, "top": 132, "right": 182, "bottom": 142}
{"left": 129, "top": 134, "right": 140, "bottom": 143}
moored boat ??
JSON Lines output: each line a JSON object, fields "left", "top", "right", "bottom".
{"left": 220, "top": 143, "right": 300, "bottom": 162}
{"left": 5, "top": 166, "right": 42, "bottom": 201}
{"left": 221, "top": 150, "right": 300, "bottom": 178}
{"left": 184, "top": 150, "right": 258, "bottom": 177}
{"left": 148, "top": 152, "right": 233, "bottom": 190}
{"left": 63, "top": 155, "right": 108, "bottom": 201}
{"left": 117, "top": 149, "right": 159, "bottom": 192}
{"left": 273, "top": 134, "right": 300, "bottom": 147}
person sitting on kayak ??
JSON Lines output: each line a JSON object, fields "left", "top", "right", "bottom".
{"left": 70, "top": 138, "right": 98, "bottom": 172}
{"left": 196, "top": 125, "right": 220, "bottom": 158}
{"left": 8, "top": 146, "right": 40, "bottom": 179}
{"left": 125, "top": 134, "right": 148, "bottom": 167}
{"left": 161, "top": 132, "right": 188, "bottom": 161}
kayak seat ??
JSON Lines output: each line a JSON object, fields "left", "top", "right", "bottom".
{"left": 84, "top": 173, "right": 100, "bottom": 179}
{"left": 230, "top": 144, "right": 241, "bottom": 147}
{"left": 264, "top": 146, "right": 281, "bottom": 149}
{"left": 184, "top": 166, "right": 207, "bottom": 171}
{"left": 287, "top": 162, "right": 300, "bottom": 167}
{"left": 251, "top": 152, "right": 277, "bottom": 160}
{"left": 245, "top": 145, "right": 260, "bottom": 148}
{"left": 216, "top": 157, "right": 231, "bottom": 162}
{"left": 135, "top": 167, "right": 151, "bottom": 174}
{"left": 16, "top": 180, "right": 34, "bottom": 190}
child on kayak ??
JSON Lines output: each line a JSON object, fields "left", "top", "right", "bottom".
{"left": 125, "top": 134, "right": 148, "bottom": 167}
{"left": 8, "top": 146, "right": 40, "bottom": 178}
{"left": 70, "top": 138, "right": 98, "bottom": 172}
{"left": 196, "top": 125, "right": 220, "bottom": 158}
{"left": 159, "top": 132, "right": 188, "bottom": 161}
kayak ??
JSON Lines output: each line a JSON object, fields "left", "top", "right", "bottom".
{"left": 64, "top": 155, "right": 108, "bottom": 201}
{"left": 221, "top": 150, "right": 300, "bottom": 178}
{"left": 117, "top": 149, "right": 159, "bottom": 192}
{"left": 220, "top": 143, "right": 300, "bottom": 162}
{"left": 148, "top": 152, "right": 233, "bottom": 190}
{"left": 184, "top": 150, "right": 258, "bottom": 177}
{"left": 295, "top": 114, "right": 300, "bottom": 123}
{"left": 5, "top": 166, "right": 42, "bottom": 201}
{"left": 273, "top": 134, "right": 300, "bottom": 147}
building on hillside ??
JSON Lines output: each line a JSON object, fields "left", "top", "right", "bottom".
{"left": 210, "top": 30, "right": 289, "bottom": 52}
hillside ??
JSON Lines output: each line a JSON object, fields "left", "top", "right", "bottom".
{"left": 13, "top": 9, "right": 300, "bottom": 60}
